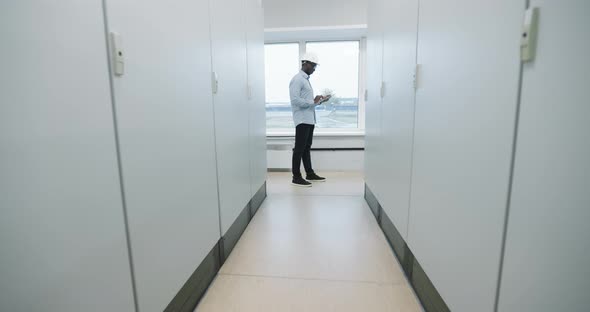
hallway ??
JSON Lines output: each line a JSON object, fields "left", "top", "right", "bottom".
{"left": 195, "top": 172, "right": 423, "bottom": 311}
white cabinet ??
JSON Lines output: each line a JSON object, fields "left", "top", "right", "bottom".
{"left": 378, "top": 0, "right": 420, "bottom": 239}
{"left": 246, "top": 0, "right": 268, "bottom": 195}
{"left": 0, "top": 1, "right": 135, "bottom": 311}
{"left": 366, "top": 0, "right": 590, "bottom": 310}
{"left": 364, "top": 0, "right": 385, "bottom": 202}
{"left": 1, "top": 0, "right": 266, "bottom": 310}
{"left": 407, "top": 1, "right": 524, "bottom": 311}
{"left": 365, "top": 0, "right": 419, "bottom": 240}
{"left": 209, "top": 0, "right": 253, "bottom": 234}
{"left": 103, "top": 0, "right": 221, "bottom": 311}
{"left": 498, "top": 2, "right": 590, "bottom": 311}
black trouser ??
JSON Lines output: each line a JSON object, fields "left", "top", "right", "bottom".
{"left": 292, "top": 123, "right": 315, "bottom": 177}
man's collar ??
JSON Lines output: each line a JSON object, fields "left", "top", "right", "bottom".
{"left": 300, "top": 70, "right": 309, "bottom": 80}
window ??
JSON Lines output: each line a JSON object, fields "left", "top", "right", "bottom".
{"left": 264, "top": 43, "right": 300, "bottom": 129}
{"left": 265, "top": 40, "right": 365, "bottom": 134}
{"left": 306, "top": 41, "right": 360, "bottom": 129}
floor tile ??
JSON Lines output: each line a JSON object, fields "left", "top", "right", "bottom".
{"left": 195, "top": 171, "right": 423, "bottom": 312}
{"left": 267, "top": 172, "right": 364, "bottom": 196}
{"left": 220, "top": 195, "right": 406, "bottom": 284}
{"left": 196, "top": 274, "right": 422, "bottom": 312}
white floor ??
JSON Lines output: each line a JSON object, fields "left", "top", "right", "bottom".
{"left": 195, "top": 172, "right": 423, "bottom": 312}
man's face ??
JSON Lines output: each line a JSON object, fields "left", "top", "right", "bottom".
{"left": 302, "top": 62, "right": 317, "bottom": 76}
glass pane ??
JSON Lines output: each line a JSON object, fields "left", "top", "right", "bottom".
{"left": 306, "top": 41, "right": 360, "bottom": 128}
{"left": 265, "top": 43, "right": 300, "bottom": 129}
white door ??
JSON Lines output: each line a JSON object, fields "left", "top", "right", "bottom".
{"left": 378, "top": 0, "right": 420, "bottom": 239}
{"left": 104, "top": 0, "right": 221, "bottom": 310}
{"left": 246, "top": 0, "right": 268, "bottom": 196}
{"left": 209, "top": 0, "right": 252, "bottom": 234}
{"left": 407, "top": 1, "right": 525, "bottom": 311}
{"left": 498, "top": 2, "right": 590, "bottom": 311}
{"left": 364, "top": 0, "right": 385, "bottom": 201}
{"left": 0, "top": 1, "right": 135, "bottom": 311}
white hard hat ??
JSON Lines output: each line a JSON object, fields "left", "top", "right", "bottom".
{"left": 301, "top": 53, "right": 320, "bottom": 65}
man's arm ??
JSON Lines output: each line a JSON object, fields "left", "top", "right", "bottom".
{"left": 289, "top": 79, "right": 321, "bottom": 108}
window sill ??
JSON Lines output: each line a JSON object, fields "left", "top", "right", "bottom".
{"left": 267, "top": 130, "right": 365, "bottom": 138}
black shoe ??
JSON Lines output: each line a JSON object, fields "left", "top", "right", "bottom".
{"left": 292, "top": 176, "right": 312, "bottom": 187}
{"left": 306, "top": 173, "right": 326, "bottom": 182}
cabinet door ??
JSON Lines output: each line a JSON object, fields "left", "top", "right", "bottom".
{"left": 364, "top": 0, "right": 385, "bottom": 201}
{"left": 246, "top": 0, "right": 268, "bottom": 195}
{"left": 379, "top": 0, "right": 420, "bottom": 239}
{"left": 0, "top": 1, "right": 135, "bottom": 311}
{"left": 498, "top": 2, "right": 590, "bottom": 311}
{"left": 408, "top": 1, "right": 525, "bottom": 311}
{"left": 209, "top": 0, "right": 252, "bottom": 234}
{"left": 104, "top": 0, "right": 220, "bottom": 310}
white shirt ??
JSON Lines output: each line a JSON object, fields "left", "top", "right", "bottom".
{"left": 289, "top": 70, "right": 318, "bottom": 126}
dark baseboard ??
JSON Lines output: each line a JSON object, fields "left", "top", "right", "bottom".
{"left": 223, "top": 182, "right": 267, "bottom": 261}
{"left": 165, "top": 181, "right": 268, "bottom": 312}
{"left": 164, "top": 242, "right": 221, "bottom": 312}
{"left": 267, "top": 168, "right": 291, "bottom": 172}
{"left": 310, "top": 147, "right": 365, "bottom": 151}
{"left": 364, "top": 184, "right": 450, "bottom": 312}
{"left": 411, "top": 256, "right": 451, "bottom": 312}
{"left": 250, "top": 182, "right": 267, "bottom": 217}
{"left": 364, "top": 185, "right": 381, "bottom": 222}
{"left": 221, "top": 202, "right": 251, "bottom": 261}
{"left": 380, "top": 210, "right": 409, "bottom": 272}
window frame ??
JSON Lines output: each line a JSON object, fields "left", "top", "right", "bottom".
{"left": 265, "top": 36, "right": 367, "bottom": 137}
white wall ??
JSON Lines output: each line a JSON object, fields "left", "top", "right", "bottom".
{"left": 497, "top": 1, "right": 590, "bottom": 311}
{"left": 263, "top": 0, "right": 367, "bottom": 28}
{"left": 268, "top": 136, "right": 364, "bottom": 171}
{"left": 0, "top": 1, "right": 136, "bottom": 311}
{"left": 267, "top": 150, "right": 364, "bottom": 171}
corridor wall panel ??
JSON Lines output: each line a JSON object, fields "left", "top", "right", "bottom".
{"left": 104, "top": 0, "right": 221, "bottom": 310}
{"left": 364, "top": 0, "right": 386, "bottom": 206}
{"left": 247, "top": 0, "right": 268, "bottom": 196}
{"left": 407, "top": 1, "right": 525, "bottom": 311}
{"left": 209, "top": 0, "right": 253, "bottom": 234}
{"left": 377, "top": 0, "right": 419, "bottom": 239}
{"left": 0, "top": 1, "right": 136, "bottom": 311}
{"left": 498, "top": 1, "right": 590, "bottom": 311}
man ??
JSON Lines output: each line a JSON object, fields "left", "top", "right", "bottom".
{"left": 289, "top": 53, "right": 330, "bottom": 187}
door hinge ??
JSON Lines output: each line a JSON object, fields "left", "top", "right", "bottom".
{"left": 413, "top": 64, "right": 420, "bottom": 90}
{"left": 110, "top": 32, "right": 125, "bottom": 76}
{"left": 211, "top": 72, "right": 219, "bottom": 94}
{"left": 521, "top": 7, "right": 539, "bottom": 62}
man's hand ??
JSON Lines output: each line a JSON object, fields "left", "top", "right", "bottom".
{"left": 314, "top": 95, "right": 324, "bottom": 104}
{"left": 320, "top": 95, "right": 332, "bottom": 103}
